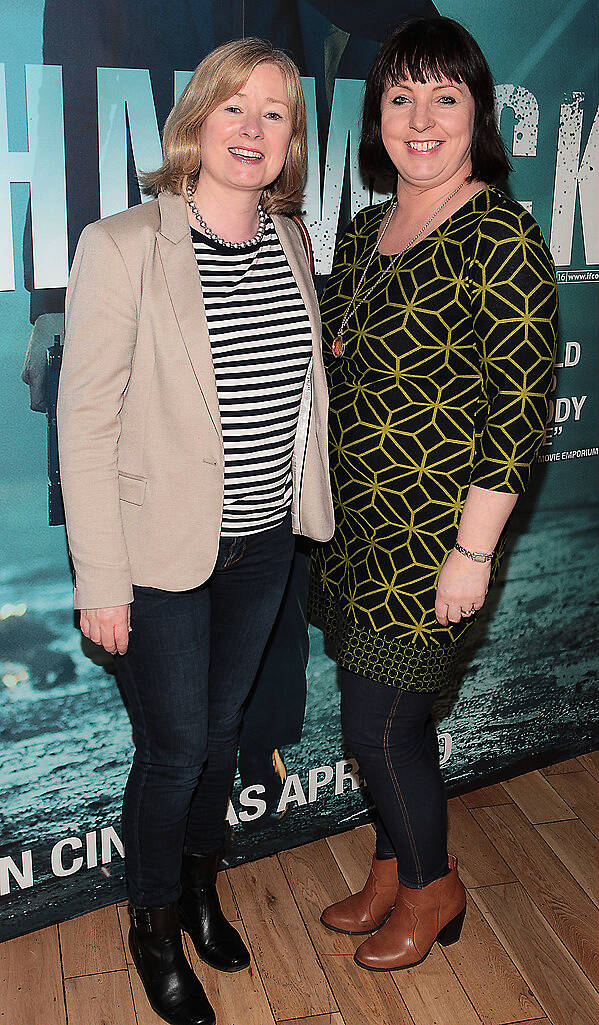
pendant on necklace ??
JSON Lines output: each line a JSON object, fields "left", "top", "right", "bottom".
{"left": 332, "top": 334, "right": 344, "bottom": 357}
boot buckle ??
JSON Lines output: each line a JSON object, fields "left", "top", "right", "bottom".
{"left": 129, "top": 905, "right": 153, "bottom": 934}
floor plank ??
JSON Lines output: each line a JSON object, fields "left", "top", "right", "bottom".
{"left": 116, "top": 903, "right": 134, "bottom": 966}
{"left": 501, "top": 771, "right": 576, "bottom": 824}
{"left": 391, "top": 942, "right": 483, "bottom": 1025}
{"left": 0, "top": 925, "right": 66, "bottom": 1025}
{"left": 545, "top": 769, "right": 598, "bottom": 837}
{"left": 541, "top": 757, "right": 584, "bottom": 775}
{"left": 326, "top": 823, "right": 376, "bottom": 893}
{"left": 461, "top": 784, "right": 514, "bottom": 809}
{"left": 447, "top": 799, "right": 515, "bottom": 888}
{"left": 186, "top": 920, "right": 277, "bottom": 1025}
{"left": 218, "top": 870, "right": 240, "bottom": 921}
{"left": 474, "top": 803, "right": 598, "bottom": 983}
{"left": 535, "top": 818, "right": 599, "bottom": 906}
{"left": 59, "top": 904, "right": 126, "bottom": 977}
{"left": 64, "top": 971, "right": 136, "bottom": 1025}
{"left": 279, "top": 1016, "right": 345, "bottom": 1025}
{"left": 228, "top": 854, "right": 334, "bottom": 1020}
{"left": 440, "top": 894, "right": 543, "bottom": 1025}
{"left": 577, "top": 751, "right": 599, "bottom": 781}
{"left": 278, "top": 839, "right": 361, "bottom": 954}
{"left": 472, "top": 883, "right": 598, "bottom": 1025}
{"left": 321, "top": 953, "right": 414, "bottom": 1025}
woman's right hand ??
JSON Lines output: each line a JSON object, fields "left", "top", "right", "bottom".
{"left": 80, "top": 605, "right": 131, "bottom": 655}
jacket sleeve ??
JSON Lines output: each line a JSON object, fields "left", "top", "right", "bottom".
{"left": 57, "top": 221, "right": 138, "bottom": 609}
{"left": 468, "top": 205, "right": 558, "bottom": 494}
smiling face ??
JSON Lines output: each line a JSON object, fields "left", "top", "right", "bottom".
{"left": 380, "top": 76, "right": 475, "bottom": 191}
{"left": 197, "top": 62, "right": 293, "bottom": 200}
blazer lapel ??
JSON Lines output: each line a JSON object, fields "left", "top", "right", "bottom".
{"left": 156, "top": 191, "right": 222, "bottom": 441}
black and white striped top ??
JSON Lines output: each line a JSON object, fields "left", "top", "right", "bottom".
{"left": 191, "top": 216, "right": 313, "bottom": 536}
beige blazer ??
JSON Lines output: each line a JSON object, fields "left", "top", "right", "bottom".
{"left": 57, "top": 192, "right": 334, "bottom": 609}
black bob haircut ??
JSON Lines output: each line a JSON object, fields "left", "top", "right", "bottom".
{"left": 359, "top": 17, "right": 511, "bottom": 189}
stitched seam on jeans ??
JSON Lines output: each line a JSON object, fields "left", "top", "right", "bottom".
{"left": 134, "top": 757, "right": 150, "bottom": 905}
{"left": 124, "top": 658, "right": 151, "bottom": 906}
{"left": 383, "top": 690, "right": 424, "bottom": 888}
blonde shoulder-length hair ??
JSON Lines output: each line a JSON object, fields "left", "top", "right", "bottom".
{"left": 140, "top": 38, "right": 307, "bottom": 215}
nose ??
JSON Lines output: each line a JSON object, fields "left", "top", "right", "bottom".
{"left": 240, "top": 113, "right": 264, "bottom": 140}
{"left": 409, "top": 100, "right": 434, "bottom": 133}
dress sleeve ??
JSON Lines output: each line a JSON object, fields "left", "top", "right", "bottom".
{"left": 468, "top": 203, "right": 558, "bottom": 493}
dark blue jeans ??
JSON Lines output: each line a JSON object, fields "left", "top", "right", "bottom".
{"left": 340, "top": 669, "right": 449, "bottom": 889}
{"left": 114, "top": 514, "right": 294, "bottom": 908}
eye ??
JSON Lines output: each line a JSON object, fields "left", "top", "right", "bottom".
{"left": 264, "top": 111, "right": 283, "bottom": 120}
{"left": 224, "top": 105, "right": 242, "bottom": 114}
{"left": 390, "top": 94, "right": 410, "bottom": 105}
{"left": 438, "top": 95, "right": 457, "bottom": 105}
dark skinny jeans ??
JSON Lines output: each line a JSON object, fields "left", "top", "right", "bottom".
{"left": 340, "top": 668, "right": 449, "bottom": 889}
{"left": 114, "top": 514, "right": 294, "bottom": 908}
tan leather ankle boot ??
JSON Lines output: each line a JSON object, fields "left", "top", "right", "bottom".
{"left": 354, "top": 855, "right": 466, "bottom": 970}
{"left": 320, "top": 855, "right": 398, "bottom": 935}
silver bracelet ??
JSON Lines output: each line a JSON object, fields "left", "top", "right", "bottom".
{"left": 454, "top": 541, "right": 494, "bottom": 563}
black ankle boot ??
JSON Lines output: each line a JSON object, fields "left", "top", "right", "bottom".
{"left": 128, "top": 903, "right": 215, "bottom": 1025}
{"left": 179, "top": 854, "right": 250, "bottom": 972}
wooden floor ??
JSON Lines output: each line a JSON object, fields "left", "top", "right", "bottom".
{"left": 2, "top": 754, "right": 598, "bottom": 1025}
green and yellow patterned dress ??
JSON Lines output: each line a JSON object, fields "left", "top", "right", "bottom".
{"left": 309, "top": 186, "right": 558, "bottom": 692}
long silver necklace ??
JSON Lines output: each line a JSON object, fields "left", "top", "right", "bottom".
{"left": 186, "top": 183, "right": 266, "bottom": 249}
{"left": 332, "top": 178, "right": 469, "bottom": 357}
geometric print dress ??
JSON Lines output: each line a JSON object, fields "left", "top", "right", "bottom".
{"left": 309, "top": 186, "right": 558, "bottom": 692}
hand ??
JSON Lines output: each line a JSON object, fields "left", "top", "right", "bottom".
{"left": 80, "top": 605, "right": 131, "bottom": 655}
{"left": 21, "top": 312, "right": 64, "bottom": 412}
{"left": 435, "top": 549, "right": 490, "bottom": 626}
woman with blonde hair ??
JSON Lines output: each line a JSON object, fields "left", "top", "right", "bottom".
{"left": 58, "top": 38, "right": 333, "bottom": 1025}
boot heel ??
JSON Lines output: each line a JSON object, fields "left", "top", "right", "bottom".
{"left": 437, "top": 906, "right": 466, "bottom": 946}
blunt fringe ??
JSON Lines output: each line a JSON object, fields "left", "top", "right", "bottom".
{"left": 140, "top": 38, "right": 307, "bottom": 214}
{"left": 359, "top": 17, "right": 511, "bottom": 189}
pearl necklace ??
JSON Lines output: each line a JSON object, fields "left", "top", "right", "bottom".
{"left": 331, "top": 178, "right": 469, "bottom": 357}
{"left": 186, "top": 183, "right": 266, "bottom": 249}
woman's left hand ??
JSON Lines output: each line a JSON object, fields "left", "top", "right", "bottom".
{"left": 435, "top": 549, "right": 491, "bottom": 625}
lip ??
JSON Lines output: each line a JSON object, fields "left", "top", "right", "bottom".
{"left": 405, "top": 140, "right": 444, "bottom": 153}
{"left": 228, "top": 147, "right": 264, "bottom": 162}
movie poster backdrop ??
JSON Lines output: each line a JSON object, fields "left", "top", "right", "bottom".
{"left": 0, "top": 0, "right": 597, "bottom": 939}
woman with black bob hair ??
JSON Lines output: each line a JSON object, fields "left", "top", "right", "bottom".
{"left": 360, "top": 16, "right": 510, "bottom": 187}
{"left": 311, "top": 17, "right": 557, "bottom": 970}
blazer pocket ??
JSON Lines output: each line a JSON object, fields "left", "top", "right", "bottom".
{"left": 118, "top": 472, "right": 147, "bottom": 506}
